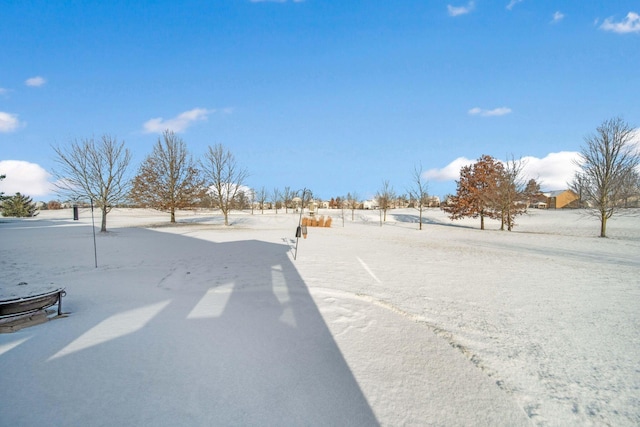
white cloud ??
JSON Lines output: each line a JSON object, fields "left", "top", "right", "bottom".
{"left": 425, "top": 152, "right": 581, "bottom": 192}
{"left": 424, "top": 157, "right": 474, "bottom": 181}
{"left": 551, "top": 11, "right": 564, "bottom": 24}
{"left": 0, "top": 160, "right": 55, "bottom": 198}
{"left": 629, "top": 128, "right": 640, "bottom": 155}
{"left": 143, "top": 108, "right": 214, "bottom": 134}
{"left": 468, "top": 107, "right": 512, "bottom": 117}
{"left": 25, "top": 76, "right": 46, "bottom": 87}
{"left": 0, "top": 111, "right": 24, "bottom": 132}
{"left": 448, "top": 1, "right": 474, "bottom": 17}
{"left": 519, "top": 152, "right": 580, "bottom": 191}
{"left": 506, "top": 0, "right": 523, "bottom": 11}
{"left": 600, "top": 12, "right": 640, "bottom": 34}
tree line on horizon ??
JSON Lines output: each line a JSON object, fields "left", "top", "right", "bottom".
{"left": 436, "top": 117, "right": 639, "bottom": 237}
{"left": 1, "top": 117, "right": 639, "bottom": 237}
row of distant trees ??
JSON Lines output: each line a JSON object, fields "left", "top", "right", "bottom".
{"left": 45, "top": 129, "right": 425, "bottom": 232}
{"left": 2, "top": 117, "right": 638, "bottom": 237}
{"left": 49, "top": 130, "right": 254, "bottom": 232}
{"left": 438, "top": 117, "right": 640, "bottom": 237}
{"left": 340, "top": 117, "right": 639, "bottom": 237}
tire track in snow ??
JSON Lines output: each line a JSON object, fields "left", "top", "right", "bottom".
{"left": 356, "top": 256, "right": 382, "bottom": 284}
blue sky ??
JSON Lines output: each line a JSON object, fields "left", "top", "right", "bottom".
{"left": 1, "top": 0, "right": 639, "bottom": 202}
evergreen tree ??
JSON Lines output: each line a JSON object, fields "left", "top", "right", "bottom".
{"left": 2, "top": 192, "right": 39, "bottom": 217}
{"left": 0, "top": 174, "right": 6, "bottom": 202}
{"left": 524, "top": 179, "right": 543, "bottom": 207}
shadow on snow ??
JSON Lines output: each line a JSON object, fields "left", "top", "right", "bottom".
{"left": 0, "top": 222, "right": 379, "bottom": 426}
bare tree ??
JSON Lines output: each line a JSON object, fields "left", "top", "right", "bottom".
{"left": 618, "top": 168, "right": 640, "bottom": 208}
{"left": 282, "top": 186, "right": 294, "bottom": 213}
{"left": 376, "top": 180, "right": 396, "bottom": 223}
{"left": 52, "top": 135, "right": 131, "bottom": 232}
{"left": 573, "top": 117, "right": 640, "bottom": 237}
{"left": 271, "top": 187, "right": 282, "bottom": 214}
{"left": 248, "top": 188, "right": 256, "bottom": 214}
{"left": 201, "top": 144, "right": 249, "bottom": 226}
{"left": 256, "top": 187, "right": 268, "bottom": 214}
{"left": 569, "top": 172, "right": 589, "bottom": 209}
{"left": 233, "top": 189, "right": 250, "bottom": 211}
{"left": 495, "top": 156, "right": 527, "bottom": 231}
{"left": 130, "top": 130, "right": 205, "bottom": 223}
{"left": 346, "top": 192, "right": 359, "bottom": 221}
{"left": 407, "top": 164, "right": 429, "bottom": 230}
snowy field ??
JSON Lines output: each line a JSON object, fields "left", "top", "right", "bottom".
{"left": 1, "top": 207, "right": 638, "bottom": 426}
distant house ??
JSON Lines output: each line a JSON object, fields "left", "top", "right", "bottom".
{"left": 545, "top": 190, "right": 579, "bottom": 209}
{"left": 362, "top": 199, "right": 379, "bottom": 210}
{"left": 531, "top": 200, "right": 547, "bottom": 209}
{"left": 289, "top": 197, "right": 320, "bottom": 214}
{"left": 427, "top": 196, "right": 441, "bottom": 207}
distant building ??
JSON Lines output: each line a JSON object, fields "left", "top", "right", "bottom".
{"left": 545, "top": 190, "right": 579, "bottom": 209}
{"left": 427, "top": 196, "right": 441, "bottom": 207}
{"left": 362, "top": 199, "right": 379, "bottom": 210}
{"left": 531, "top": 200, "right": 547, "bottom": 209}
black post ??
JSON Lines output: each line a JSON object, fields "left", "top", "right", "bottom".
{"left": 294, "top": 188, "right": 307, "bottom": 260}
{"left": 57, "top": 290, "right": 62, "bottom": 316}
{"left": 73, "top": 205, "right": 79, "bottom": 220}
{"left": 91, "top": 199, "right": 97, "bottom": 268}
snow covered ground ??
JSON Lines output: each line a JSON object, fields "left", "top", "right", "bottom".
{"left": 1, "top": 207, "right": 638, "bottom": 426}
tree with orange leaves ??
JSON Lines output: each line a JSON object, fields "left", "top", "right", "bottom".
{"left": 441, "top": 154, "right": 503, "bottom": 230}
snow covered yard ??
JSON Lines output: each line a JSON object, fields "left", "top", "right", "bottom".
{"left": 1, "top": 207, "right": 638, "bottom": 426}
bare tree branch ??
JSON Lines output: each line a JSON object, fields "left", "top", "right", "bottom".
{"left": 407, "top": 163, "right": 429, "bottom": 230}
{"left": 573, "top": 117, "right": 640, "bottom": 237}
{"left": 201, "top": 144, "right": 249, "bottom": 226}
{"left": 52, "top": 135, "right": 131, "bottom": 232}
{"left": 376, "top": 180, "right": 396, "bottom": 223}
{"left": 346, "top": 192, "right": 359, "bottom": 221}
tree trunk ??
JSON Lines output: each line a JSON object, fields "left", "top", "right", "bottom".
{"left": 480, "top": 213, "right": 485, "bottom": 230}
{"left": 101, "top": 206, "right": 108, "bottom": 232}
{"left": 600, "top": 216, "right": 607, "bottom": 238}
{"left": 170, "top": 208, "right": 176, "bottom": 223}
